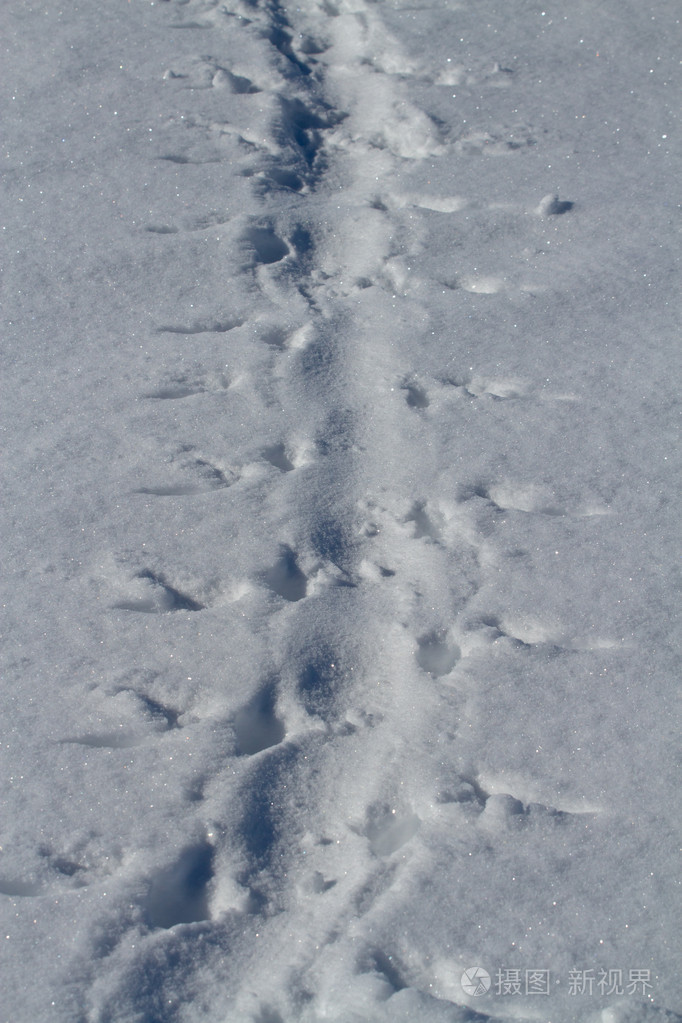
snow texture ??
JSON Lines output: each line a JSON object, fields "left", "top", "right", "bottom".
{"left": 1, "top": 0, "right": 680, "bottom": 1021}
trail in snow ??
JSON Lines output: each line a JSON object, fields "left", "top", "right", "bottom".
{"left": 1, "top": 0, "right": 680, "bottom": 1021}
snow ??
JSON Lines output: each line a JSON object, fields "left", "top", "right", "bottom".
{"left": 1, "top": 0, "right": 680, "bottom": 1021}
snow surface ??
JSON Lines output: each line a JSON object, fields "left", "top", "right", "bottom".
{"left": 1, "top": 0, "right": 680, "bottom": 1021}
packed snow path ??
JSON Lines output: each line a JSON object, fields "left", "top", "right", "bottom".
{"left": 2, "top": 1, "right": 680, "bottom": 1021}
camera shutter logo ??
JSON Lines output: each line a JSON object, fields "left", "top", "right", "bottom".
{"left": 461, "top": 967, "right": 491, "bottom": 996}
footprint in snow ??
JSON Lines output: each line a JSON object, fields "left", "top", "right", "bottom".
{"left": 143, "top": 840, "right": 215, "bottom": 929}
{"left": 114, "top": 569, "right": 206, "bottom": 614}
{"left": 241, "top": 226, "right": 290, "bottom": 267}
{"left": 479, "top": 614, "right": 620, "bottom": 653}
{"left": 143, "top": 371, "right": 230, "bottom": 400}
{"left": 415, "top": 632, "right": 461, "bottom": 677}
{"left": 401, "top": 379, "right": 430, "bottom": 409}
{"left": 262, "top": 546, "right": 308, "bottom": 602}
{"left": 465, "top": 482, "right": 610, "bottom": 518}
{"left": 261, "top": 442, "right": 295, "bottom": 472}
{"left": 233, "top": 683, "right": 286, "bottom": 756}
{"left": 356, "top": 804, "right": 421, "bottom": 857}
{"left": 135, "top": 456, "right": 237, "bottom": 497}
{"left": 145, "top": 212, "right": 231, "bottom": 235}
{"left": 156, "top": 318, "right": 243, "bottom": 335}
{"left": 404, "top": 500, "right": 441, "bottom": 542}
{"left": 259, "top": 323, "right": 313, "bottom": 350}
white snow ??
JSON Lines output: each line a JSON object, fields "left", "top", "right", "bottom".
{"left": 1, "top": 0, "right": 680, "bottom": 1021}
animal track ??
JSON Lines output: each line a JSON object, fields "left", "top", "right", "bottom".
{"left": 443, "top": 374, "right": 531, "bottom": 400}
{"left": 356, "top": 803, "right": 421, "bottom": 857}
{"left": 478, "top": 614, "right": 619, "bottom": 653}
{"left": 454, "top": 125, "right": 536, "bottom": 156}
{"left": 157, "top": 153, "right": 220, "bottom": 165}
{"left": 371, "top": 100, "right": 444, "bottom": 160}
{"left": 241, "top": 226, "right": 290, "bottom": 266}
{"left": 441, "top": 374, "right": 578, "bottom": 403}
{"left": 44, "top": 854, "right": 87, "bottom": 883}
{"left": 143, "top": 371, "right": 230, "bottom": 400}
{"left": 535, "top": 193, "right": 573, "bottom": 216}
{"left": 234, "top": 683, "right": 286, "bottom": 756}
{"left": 269, "top": 26, "right": 314, "bottom": 77}
{"left": 361, "top": 948, "right": 408, "bottom": 994}
{"left": 59, "top": 685, "right": 184, "bottom": 750}
{"left": 127, "top": 692, "right": 181, "bottom": 731}
{"left": 144, "top": 840, "right": 215, "bottom": 929}
{"left": 145, "top": 224, "right": 180, "bottom": 235}
{"left": 60, "top": 731, "right": 142, "bottom": 750}
{"left": 310, "top": 870, "right": 336, "bottom": 894}
{"left": 475, "top": 778, "right": 599, "bottom": 823}
{"left": 415, "top": 632, "right": 461, "bottom": 677}
{"left": 126, "top": 2, "right": 612, "bottom": 1012}
{"left": 156, "top": 318, "right": 243, "bottom": 334}
{"left": 255, "top": 166, "right": 306, "bottom": 195}
{"left": 0, "top": 839, "right": 118, "bottom": 900}
{"left": 297, "top": 648, "right": 342, "bottom": 720}
{"left": 146, "top": 212, "right": 231, "bottom": 235}
{"left": 404, "top": 501, "right": 441, "bottom": 542}
{"left": 210, "top": 67, "right": 261, "bottom": 94}
{"left": 258, "top": 323, "right": 312, "bottom": 350}
{"left": 479, "top": 614, "right": 562, "bottom": 648}
{"left": 167, "top": 17, "right": 213, "bottom": 32}
{"left": 136, "top": 484, "right": 200, "bottom": 496}
{"left": 398, "top": 193, "right": 470, "bottom": 214}
{"left": 279, "top": 97, "right": 342, "bottom": 173}
{"left": 438, "top": 773, "right": 598, "bottom": 821}
{"left": 261, "top": 443, "right": 295, "bottom": 472}
{"left": 184, "top": 211, "right": 231, "bottom": 231}
{"left": 194, "top": 457, "right": 236, "bottom": 487}
{"left": 478, "top": 482, "right": 566, "bottom": 516}
{"left": 401, "top": 379, "right": 429, "bottom": 409}
{"left": 459, "top": 274, "right": 506, "bottom": 295}
{"left": 262, "top": 546, "right": 308, "bottom": 602}
{"left": 134, "top": 451, "right": 238, "bottom": 497}
{"left": 462, "top": 481, "right": 609, "bottom": 518}
{"left": 236, "top": 744, "right": 301, "bottom": 882}
{"left": 115, "top": 570, "right": 205, "bottom": 614}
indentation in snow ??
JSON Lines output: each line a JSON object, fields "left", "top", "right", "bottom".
{"left": 234, "top": 684, "right": 286, "bottom": 756}
{"left": 361, "top": 806, "right": 421, "bottom": 857}
{"left": 263, "top": 547, "right": 308, "bottom": 602}
{"left": 416, "top": 633, "right": 461, "bottom": 677}
{"left": 144, "top": 840, "right": 214, "bottom": 929}
{"left": 242, "top": 226, "right": 290, "bottom": 265}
